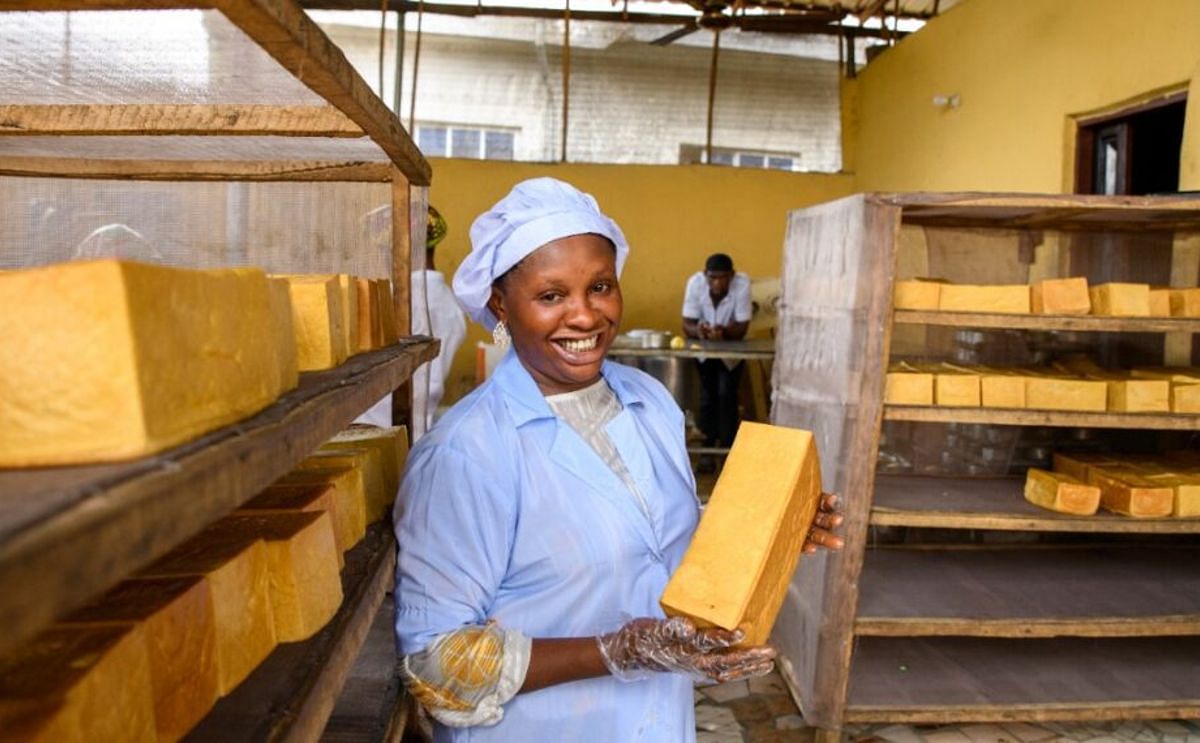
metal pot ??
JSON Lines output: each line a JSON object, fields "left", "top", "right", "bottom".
{"left": 624, "top": 329, "right": 672, "bottom": 349}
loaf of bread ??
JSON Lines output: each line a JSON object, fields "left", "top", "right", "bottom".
{"left": 0, "top": 625, "right": 156, "bottom": 743}
{"left": 661, "top": 422, "right": 822, "bottom": 646}
{"left": 281, "top": 275, "right": 348, "bottom": 370}
{"left": 217, "top": 513, "right": 344, "bottom": 642}
{"left": 321, "top": 425, "right": 410, "bottom": 515}
{"left": 140, "top": 527, "right": 276, "bottom": 695}
{"left": 938, "top": 284, "right": 1030, "bottom": 314}
{"left": 240, "top": 482, "right": 344, "bottom": 567}
{"left": 884, "top": 365, "right": 933, "bottom": 405}
{"left": 1089, "top": 283, "right": 1150, "bottom": 316}
{"left": 1088, "top": 469, "right": 1173, "bottom": 518}
{"left": 1031, "top": 278, "right": 1090, "bottom": 315}
{"left": 299, "top": 448, "right": 388, "bottom": 524}
{"left": 893, "top": 279, "right": 944, "bottom": 310}
{"left": 0, "top": 260, "right": 288, "bottom": 466}
{"left": 274, "top": 467, "right": 368, "bottom": 554}
{"left": 1023, "top": 468, "right": 1100, "bottom": 515}
{"left": 60, "top": 576, "right": 219, "bottom": 741}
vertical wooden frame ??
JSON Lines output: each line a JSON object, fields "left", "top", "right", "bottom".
{"left": 770, "top": 195, "right": 901, "bottom": 730}
{"left": 390, "top": 166, "right": 413, "bottom": 427}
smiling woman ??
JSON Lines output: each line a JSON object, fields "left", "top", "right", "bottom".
{"left": 391, "top": 178, "right": 838, "bottom": 742}
{"left": 488, "top": 233, "right": 623, "bottom": 394}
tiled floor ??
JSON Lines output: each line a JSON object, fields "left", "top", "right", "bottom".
{"left": 695, "top": 671, "right": 1200, "bottom": 742}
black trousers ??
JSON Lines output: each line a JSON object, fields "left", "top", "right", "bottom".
{"left": 696, "top": 359, "right": 743, "bottom": 447}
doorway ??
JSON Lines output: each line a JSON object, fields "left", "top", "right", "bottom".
{"left": 1074, "top": 93, "right": 1187, "bottom": 195}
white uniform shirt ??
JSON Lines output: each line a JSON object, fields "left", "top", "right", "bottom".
{"left": 681, "top": 270, "right": 753, "bottom": 327}
{"left": 356, "top": 270, "right": 466, "bottom": 436}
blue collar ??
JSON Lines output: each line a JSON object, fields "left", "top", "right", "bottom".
{"left": 491, "top": 349, "right": 646, "bottom": 428}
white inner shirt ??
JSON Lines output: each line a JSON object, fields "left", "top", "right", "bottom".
{"left": 544, "top": 378, "right": 651, "bottom": 520}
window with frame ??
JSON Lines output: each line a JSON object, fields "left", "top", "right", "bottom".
{"left": 416, "top": 124, "right": 516, "bottom": 161}
{"left": 679, "top": 144, "right": 801, "bottom": 171}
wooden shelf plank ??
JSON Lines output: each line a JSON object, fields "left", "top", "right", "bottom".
{"left": 893, "top": 309, "right": 1200, "bottom": 333}
{"left": 0, "top": 104, "right": 363, "bottom": 137}
{"left": 186, "top": 524, "right": 395, "bottom": 742}
{"left": 321, "top": 599, "right": 409, "bottom": 743}
{"left": 0, "top": 156, "right": 392, "bottom": 182}
{"left": 855, "top": 547, "right": 1200, "bottom": 637}
{"left": 884, "top": 405, "right": 1200, "bottom": 430}
{"left": 871, "top": 475, "right": 1200, "bottom": 533}
{"left": 845, "top": 636, "right": 1200, "bottom": 723}
{"left": 0, "top": 339, "right": 437, "bottom": 658}
{"left": 214, "top": 0, "right": 432, "bottom": 186}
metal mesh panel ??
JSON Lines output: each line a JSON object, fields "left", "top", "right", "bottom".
{"left": 0, "top": 10, "right": 323, "bottom": 105}
{"left": 0, "top": 176, "right": 392, "bottom": 278}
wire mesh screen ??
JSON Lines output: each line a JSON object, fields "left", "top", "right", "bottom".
{"left": 320, "top": 13, "right": 846, "bottom": 170}
{"left": 0, "top": 177, "right": 393, "bottom": 279}
{"left": 0, "top": 10, "right": 323, "bottom": 105}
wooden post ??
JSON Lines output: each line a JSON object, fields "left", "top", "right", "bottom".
{"left": 391, "top": 167, "right": 413, "bottom": 427}
{"left": 377, "top": 0, "right": 388, "bottom": 99}
{"left": 394, "top": 9, "right": 406, "bottom": 112}
{"left": 561, "top": 0, "right": 571, "bottom": 163}
{"left": 705, "top": 30, "right": 720, "bottom": 165}
{"left": 408, "top": 0, "right": 425, "bottom": 134}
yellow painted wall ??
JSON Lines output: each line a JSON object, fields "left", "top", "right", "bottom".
{"left": 425, "top": 158, "right": 854, "bottom": 402}
{"left": 854, "top": 0, "right": 1200, "bottom": 192}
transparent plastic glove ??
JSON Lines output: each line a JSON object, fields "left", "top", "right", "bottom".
{"left": 596, "top": 616, "right": 776, "bottom": 683}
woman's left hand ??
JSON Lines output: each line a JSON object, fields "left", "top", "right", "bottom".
{"left": 803, "top": 492, "right": 844, "bottom": 554}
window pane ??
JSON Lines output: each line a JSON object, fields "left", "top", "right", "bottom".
{"left": 710, "top": 151, "right": 734, "bottom": 166}
{"left": 417, "top": 127, "right": 447, "bottom": 156}
{"left": 768, "top": 157, "right": 793, "bottom": 171}
{"left": 740, "top": 154, "right": 765, "bottom": 169}
{"left": 485, "top": 131, "right": 515, "bottom": 160}
{"left": 451, "top": 129, "right": 482, "bottom": 158}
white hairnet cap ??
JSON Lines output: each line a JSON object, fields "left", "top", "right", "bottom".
{"left": 453, "top": 177, "right": 630, "bottom": 330}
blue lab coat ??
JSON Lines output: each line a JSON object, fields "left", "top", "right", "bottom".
{"left": 394, "top": 350, "right": 701, "bottom": 742}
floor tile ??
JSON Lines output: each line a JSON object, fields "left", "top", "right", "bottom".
{"left": 960, "top": 723, "right": 1017, "bottom": 742}
{"left": 1000, "top": 722, "right": 1059, "bottom": 742}
{"left": 705, "top": 680, "right": 752, "bottom": 703}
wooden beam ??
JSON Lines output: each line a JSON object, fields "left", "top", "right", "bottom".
{"left": 298, "top": 0, "right": 908, "bottom": 38}
{"left": 0, "top": 156, "right": 393, "bottom": 181}
{"left": 856, "top": 0, "right": 889, "bottom": 24}
{"left": 0, "top": 104, "right": 362, "bottom": 137}
{"left": 214, "top": 0, "right": 432, "bottom": 185}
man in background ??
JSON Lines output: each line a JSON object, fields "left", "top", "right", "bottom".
{"left": 357, "top": 206, "right": 466, "bottom": 438}
{"left": 682, "top": 253, "right": 752, "bottom": 460}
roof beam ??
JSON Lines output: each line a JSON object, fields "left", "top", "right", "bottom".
{"left": 298, "top": 0, "right": 907, "bottom": 39}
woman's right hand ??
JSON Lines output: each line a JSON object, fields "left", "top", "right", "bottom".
{"left": 596, "top": 616, "right": 775, "bottom": 683}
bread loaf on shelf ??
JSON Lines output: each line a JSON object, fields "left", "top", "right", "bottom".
{"left": 930, "top": 364, "right": 981, "bottom": 407}
{"left": 274, "top": 467, "right": 368, "bottom": 554}
{"left": 1169, "top": 287, "right": 1200, "bottom": 317}
{"left": 280, "top": 274, "right": 348, "bottom": 371}
{"left": 376, "top": 279, "right": 399, "bottom": 345}
{"left": 217, "top": 513, "right": 344, "bottom": 642}
{"left": 0, "top": 260, "right": 289, "bottom": 467}
{"left": 1149, "top": 287, "right": 1173, "bottom": 317}
{"left": 337, "top": 274, "right": 361, "bottom": 357}
{"left": 0, "top": 625, "right": 156, "bottom": 743}
{"left": 139, "top": 527, "right": 276, "bottom": 695}
{"left": 354, "top": 276, "right": 380, "bottom": 351}
{"left": 884, "top": 364, "right": 933, "bottom": 405}
{"left": 321, "top": 426, "right": 410, "bottom": 518}
{"left": 979, "top": 368, "right": 1026, "bottom": 408}
{"left": 1088, "top": 282, "right": 1150, "bottom": 316}
{"left": 661, "top": 422, "right": 822, "bottom": 646}
{"left": 892, "top": 279, "right": 944, "bottom": 310}
{"left": 1031, "top": 277, "right": 1090, "bottom": 315}
{"left": 60, "top": 576, "right": 219, "bottom": 742}
{"left": 1087, "top": 469, "right": 1173, "bottom": 518}
{"left": 937, "top": 283, "right": 1031, "bottom": 314}
{"left": 1023, "top": 468, "right": 1100, "bottom": 515}
{"left": 266, "top": 277, "right": 301, "bottom": 393}
{"left": 239, "top": 482, "right": 345, "bottom": 567}
{"left": 300, "top": 448, "right": 389, "bottom": 524}
{"left": 1023, "top": 373, "right": 1108, "bottom": 412}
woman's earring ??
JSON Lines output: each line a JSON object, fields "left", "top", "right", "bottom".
{"left": 492, "top": 320, "right": 510, "bottom": 348}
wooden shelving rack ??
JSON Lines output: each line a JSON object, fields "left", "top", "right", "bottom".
{"left": 0, "top": 3, "right": 432, "bottom": 739}
{"left": 770, "top": 193, "right": 1200, "bottom": 736}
